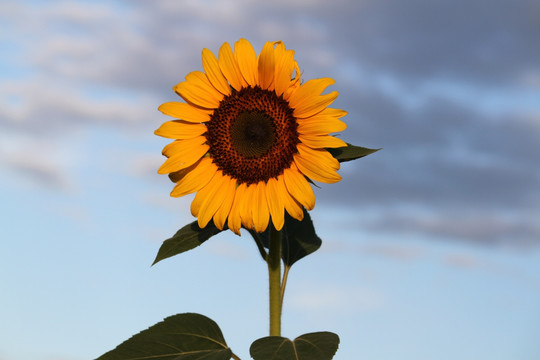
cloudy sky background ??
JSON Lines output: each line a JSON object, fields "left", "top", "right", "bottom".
{"left": 1, "top": 0, "right": 540, "bottom": 359}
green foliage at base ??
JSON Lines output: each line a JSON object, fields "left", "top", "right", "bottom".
{"left": 95, "top": 313, "right": 232, "bottom": 360}
{"left": 250, "top": 332, "right": 340, "bottom": 360}
{"left": 96, "top": 312, "right": 339, "bottom": 360}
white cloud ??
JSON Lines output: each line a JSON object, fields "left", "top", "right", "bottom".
{"left": 360, "top": 208, "right": 540, "bottom": 247}
{"left": 150, "top": 0, "right": 246, "bottom": 23}
{"left": 0, "top": 134, "right": 73, "bottom": 191}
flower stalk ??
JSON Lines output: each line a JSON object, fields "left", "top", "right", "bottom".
{"left": 267, "top": 225, "right": 282, "bottom": 336}
{"left": 96, "top": 38, "right": 375, "bottom": 360}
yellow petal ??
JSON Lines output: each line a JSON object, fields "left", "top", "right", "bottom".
{"left": 252, "top": 182, "right": 270, "bottom": 233}
{"left": 213, "top": 175, "right": 237, "bottom": 230}
{"left": 154, "top": 120, "right": 207, "bottom": 139}
{"left": 158, "top": 145, "right": 209, "bottom": 174}
{"left": 266, "top": 177, "right": 285, "bottom": 231}
{"left": 240, "top": 184, "right": 256, "bottom": 230}
{"left": 299, "top": 134, "right": 347, "bottom": 148}
{"left": 202, "top": 48, "right": 231, "bottom": 96}
{"left": 297, "top": 142, "right": 340, "bottom": 170}
{"left": 158, "top": 137, "right": 209, "bottom": 174}
{"left": 294, "top": 143, "right": 341, "bottom": 184}
{"left": 170, "top": 157, "right": 217, "bottom": 197}
{"left": 168, "top": 168, "right": 189, "bottom": 184}
{"left": 219, "top": 42, "right": 247, "bottom": 91}
{"left": 288, "top": 78, "right": 339, "bottom": 118}
{"left": 158, "top": 102, "right": 212, "bottom": 123}
{"left": 290, "top": 60, "right": 301, "bottom": 86}
{"left": 197, "top": 171, "right": 233, "bottom": 228}
{"left": 174, "top": 71, "right": 222, "bottom": 109}
{"left": 228, "top": 182, "right": 247, "bottom": 235}
{"left": 297, "top": 116, "right": 347, "bottom": 135}
{"left": 273, "top": 42, "right": 295, "bottom": 97}
{"left": 283, "top": 60, "right": 301, "bottom": 100}
{"left": 283, "top": 164, "right": 315, "bottom": 210}
{"left": 234, "top": 38, "right": 258, "bottom": 86}
{"left": 258, "top": 41, "right": 275, "bottom": 90}
{"left": 276, "top": 174, "right": 304, "bottom": 221}
{"left": 190, "top": 170, "right": 218, "bottom": 217}
{"left": 294, "top": 91, "right": 338, "bottom": 119}
{"left": 161, "top": 135, "right": 207, "bottom": 157}
{"left": 287, "top": 78, "right": 335, "bottom": 109}
{"left": 319, "top": 107, "right": 348, "bottom": 119}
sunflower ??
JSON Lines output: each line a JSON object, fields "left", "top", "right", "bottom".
{"left": 156, "top": 39, "right": 347, "bottom": 235}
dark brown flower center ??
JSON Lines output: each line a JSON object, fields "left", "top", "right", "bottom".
{"left": 206, "top": 86, "right": 299, "bottom": 184}
{"left": 230, "top": 111, "right": 276, "bottom": 158}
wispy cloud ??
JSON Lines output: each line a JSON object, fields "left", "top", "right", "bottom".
{"left": 0, "top": 135, "right": 73, "bottom": 191}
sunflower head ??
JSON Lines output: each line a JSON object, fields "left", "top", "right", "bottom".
{"left": 155, "top": 39, "right": 347, "bottom": 235}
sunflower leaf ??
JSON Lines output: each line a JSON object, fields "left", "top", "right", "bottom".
{"left": 249, "top": 209, "right": 322, "bottom": 266}
{"left": 152, "top": 220, "right": 223, "bottom": 265}
{"left": 247, "top": 228, "right": 270, "bottom": 261}
{"left": 327, "top": 143, "right": 380, "bottom": 162}
{"left": 250, "top": 332, "right": 340, "bottom": 360}
{"left": 95, "top": 313, "right": 233, "bottom": 360}
{"left": 281, "top": 209, "right": 322, "bottom": 266}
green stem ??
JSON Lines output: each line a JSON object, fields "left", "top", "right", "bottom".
{"left": 267, "top": 226, "right": 282, "bottom": 336}
{"left": 280, "top": 265, "right": 291, "bottom": 310}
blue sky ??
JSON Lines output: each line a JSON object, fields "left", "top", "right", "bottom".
{"left": 1, "top": 1, "right": 540, "bottom": 359}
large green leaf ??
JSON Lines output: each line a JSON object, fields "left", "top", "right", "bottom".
{"left": 281, "top": 209, "right": 321, "bottom": 266}
{"left": 95, "top": 313, "right": 233, "bottom": 360}
{"left": 152, "top": 220, "right": 223, "bottom": 265}
{"left": 248, "top": 209, "right": 321, "bottom": 266}
{"left": 327, "top": 143, "right": 380, "bottom": 162}
{"left": 250, "top": 332, "right": 339, "bottom": 360}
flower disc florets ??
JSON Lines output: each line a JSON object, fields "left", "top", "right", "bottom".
{"left": 206, "top": 86, "right": 299, "bottom": 185}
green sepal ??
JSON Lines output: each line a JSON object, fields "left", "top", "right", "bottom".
{"left": 327, "top": 143, "right": 380, "bottom": 162}
{"left": 248, "top": 208, "right": 322, "bottom": 266}
{"left": 152, "top": 220, "right": 223, "bottom": 265}
{"left": 95, "top": 313, "right": 232, "bottom": 360}
{"left": 250, "top": 332, "right": 340, "bottom": 360}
